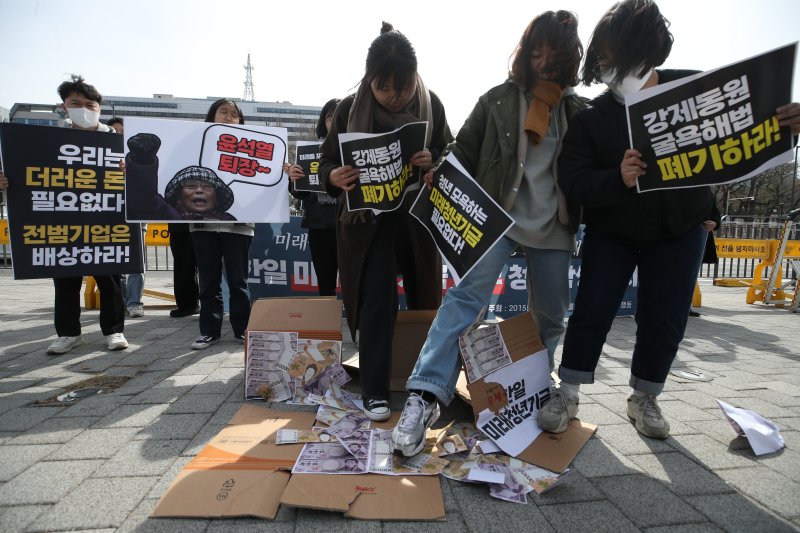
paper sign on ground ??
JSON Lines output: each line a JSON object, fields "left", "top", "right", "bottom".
{"left": 475, "top": 349, "right": 551, "bottom": 457}
{"left": 716, "top": 399, "right": 784, "bottom": 455}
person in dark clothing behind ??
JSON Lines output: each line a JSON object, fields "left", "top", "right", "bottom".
{"left": 285, "top": 98, "right": 341, "bottom": 296}
{"left": 538, "top": 0, "right": 800, "bottom": 440}
{"left": 168, "top": 222, "right": 200, "bottom": 317}
{"left": 319, "top": 23, "right": 453, "bottom": 421}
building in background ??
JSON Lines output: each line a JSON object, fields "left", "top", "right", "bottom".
{"left": 0, "top": 106, "right": 9, "bottom": 123}
{"left": 9, "top": 95, "right": 321, "bottom": 143}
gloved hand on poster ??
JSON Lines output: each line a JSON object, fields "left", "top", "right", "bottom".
{"left": 127, "top": 133, "right": 161, "bottom": 165}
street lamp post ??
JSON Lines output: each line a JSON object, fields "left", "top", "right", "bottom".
{"left": 725, "top": 195, "right": 755, "bottom": 218}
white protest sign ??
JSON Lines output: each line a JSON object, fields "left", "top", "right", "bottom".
{"left": 476, "top": 349, "right": 550, "bottom": 457}
{"left": 125, "top": 117, "right": 289, "bottom": 223}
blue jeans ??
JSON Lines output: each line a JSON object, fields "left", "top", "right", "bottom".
{"left": 406, "top": 237, "right": 571, "bottom": 405}
{"left": 120, "top": 273, "right": 145, "bottom": 307}
{"left": 558, "top": 224, "right": 707, "bottom": 395}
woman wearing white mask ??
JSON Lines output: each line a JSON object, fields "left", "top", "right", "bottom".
{"left": 539, "top": 0, "right": 800, "bottom": 439}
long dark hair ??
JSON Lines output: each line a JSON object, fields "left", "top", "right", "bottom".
{"left": 581, "top": 0, "right": 673, "bottom": 86}
{"left": 204, "top": 98, "right": 245, "bottom": 124}
{"left": 315, "top": 98, "right": 341, "bottom": 139}
{"left": 363, "top": 22, "right": 417, "bottom": 93}
{"left": 509, "top": 11, "right": 583, "bottom": 90}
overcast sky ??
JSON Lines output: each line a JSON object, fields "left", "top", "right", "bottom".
{"left": 1, "top": 0, "right": 798, "bottom": 130}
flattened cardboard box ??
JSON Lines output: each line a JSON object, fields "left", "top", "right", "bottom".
{"left": 455, "top": 312, "right": 597, "bottom": 473}
{"left": 152, "top": 406, "right": 445, "bottom": 521}
{"left": 151, "top": 405, "right": 316, "bottom": 519}
{"left": 343, "top": 310, "right": 436, "bottom": 391}
{"left": 281, "top": 413, "right": 445, "bottom": 520}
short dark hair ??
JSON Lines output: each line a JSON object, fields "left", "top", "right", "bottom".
{"left": 509, "top": 11, "right": 583, "bottom": 89}
{"left": 581, "top": 0, "right": 673, "bottom": 86}
{"left": 205, "top": 98, "right": 245, "bottom": 124}
{"left": 363, "top": 22, "right": 417, "bottom": 94}
{"left": 57, "top": 75, "right": 102, "bottom": 104}
{"left": 315, "top": 98, "right": 341, "bottom": 139}
{"left": 107, "top": 117, "right": 123, "bottom": 127}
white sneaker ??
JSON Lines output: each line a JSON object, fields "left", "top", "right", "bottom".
{"left": 627, "top": 393, "right": 670, "bottom": 439}
{"left": 538, "top": 388, "right": 579, "bottom": 433}
{"left": 106, "top": 333, "right": 129, "bottom": 351}
{"left": 127, "top": 304, "right": 144, "bottom": 318}
{"left": 47, "top": 335, "right": 83, "bottom": 355}
{"left": 392, "top": 393, "right": 440, "bottom": 457}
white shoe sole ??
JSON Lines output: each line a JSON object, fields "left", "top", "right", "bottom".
{"left": 395, "top": 405, "right": 440, "bottom": 457}
{"left": 363, "top": 407, "right": 391, "bottom": 422}
{"left": 47, "top": 338, "right": 83, "bottom": 355}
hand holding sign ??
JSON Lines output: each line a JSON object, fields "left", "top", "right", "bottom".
{"left": 409, "top": 149, "right": 434, "bottom": 171}
{"left": 330, "top": 165, "right": 359, "bottom": 192}
{"left": 620, "top": 149, "right": 646, "bottom": 189}
{"left": 775, "top": 102, "right": 800, "bottom": 136}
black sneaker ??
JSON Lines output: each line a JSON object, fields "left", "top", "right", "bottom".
{"left": 191, "top": 335, "right": 220, "bottom": 350}
{"left": 362, "top": 397, "right": 391, "bottom": 421}
{"left": 171, "top": 307, "right": 200, "bottom": 318}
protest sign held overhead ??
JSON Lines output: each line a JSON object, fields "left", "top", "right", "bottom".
{"left": 410, "top": 153, "right": 514, "bottom": 285}
{"left": 293, "top": 141, "right": 325, "bottom": 193}
{"left": 124, "top": 117, "right": 289, "bottom": 223}
{"left": 627, "top": 43, "right": 797, "bottom": 193}
{"left": 340, "top": 121, "right": 426, "bottom": 213}
{"left": 0, "top": 124, "right": 143, "bottom": 280}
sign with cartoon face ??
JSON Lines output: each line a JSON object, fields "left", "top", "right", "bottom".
{"left": 124, "top": 117, "right": 289, "bottom": 223}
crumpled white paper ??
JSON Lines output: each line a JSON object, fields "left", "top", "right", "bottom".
{"left": 716, "top": 399, "right": 785, "bottom": 455}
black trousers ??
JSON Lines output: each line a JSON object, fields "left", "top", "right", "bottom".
{"left": 308, "top": 228, "right": 338, "bottom": 296}
{"left": 169, "top": 228, "right": 199, "bottom": 311}
{"left": 53, "top": 275, "right": 124, "bottom": 337}
{"left": 357, "top": 214, "right": 404, "bottom": 400}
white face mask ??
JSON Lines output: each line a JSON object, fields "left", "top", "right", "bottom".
{"left": 600, "top": 68, "right": 653, "bottom": 98}
{"left": 67, "top": 107, "right": 100, "bottom": 129}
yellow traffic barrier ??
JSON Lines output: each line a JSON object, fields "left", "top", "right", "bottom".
{"left": 0, "top": 219, "right": 8, "bottom": 245}
{"left": 82, "top": 224, "right": 176, "bottom": 310}
{"left": 145, "top": 223, "right": 171, "bottom": 246}
{"left": 83, "top": 276, "right": 100, "bottom": 309}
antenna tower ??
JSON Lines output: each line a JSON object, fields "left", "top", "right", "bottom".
{"left": 243, "top": 53, "right": 255, "bottom": 101}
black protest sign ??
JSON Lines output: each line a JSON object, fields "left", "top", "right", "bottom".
{"left": 293, "top": 141, "right": 325, "bottom": 193}
{"left": 341, "top": 121, "right": 426, "bottom": 212}
{"left": 410, "top": 153, "right": 513, "bottom": 284}
{"left": 628, "top": 43, "right": 796, "bottom": 192}
{"left": 0, "top": 123, "right": 144, "bottom": 279}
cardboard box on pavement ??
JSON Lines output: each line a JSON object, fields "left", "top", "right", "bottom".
{"left": 455, "top": 312, "right": 596, "bottom": 473}
{"left": 244, "top": 297, "right": 343, "bottom": 400}
{"left": 343, "top": 310, "right": 436, "bottom": 392}
{"left": 280, "top": 413, "right": 445, "bottom": 520}
{"left": 152, "top": 404, "right": 446, "bottom": 521}
{"left": 150, "top": 405, "right": 316, "bottom": 519}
